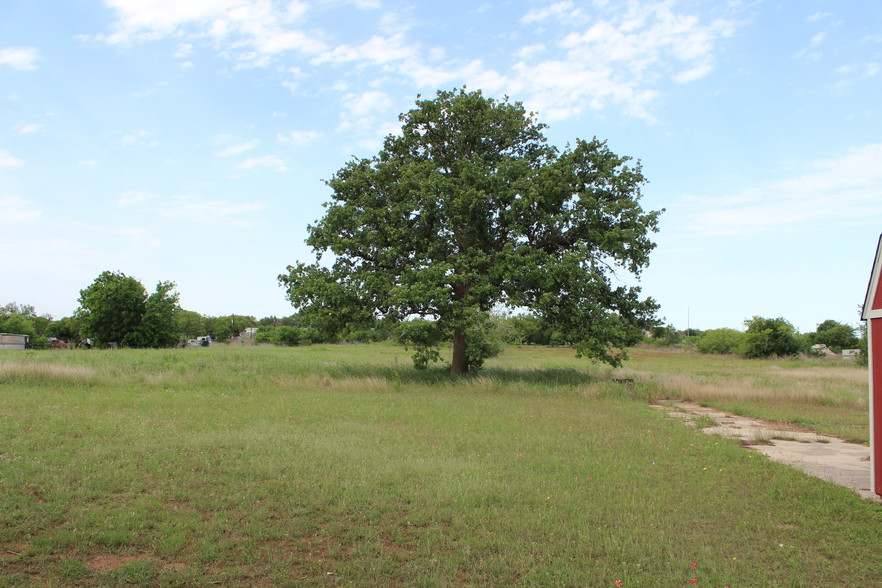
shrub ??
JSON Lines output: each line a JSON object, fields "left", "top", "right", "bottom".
{"left": 254, "top": 326, "right": 302, "bottom": 346}
{"left": 742, "top": 316, "right": 802, "bottom": 358}
{"left": 695, "top": 328, "right": 745, "bottom": 355}
{"left": 648, "top": 324, "right": 682, "bottom": 347}
{"left": 395, "top": 319, "right": 444, "bottom": 370}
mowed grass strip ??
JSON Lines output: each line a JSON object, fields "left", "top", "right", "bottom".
{"left": 1, "top": 345, "right": 881, "bottom": 586}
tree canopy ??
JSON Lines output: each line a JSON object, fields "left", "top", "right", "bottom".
{"left": 742, "top": 316, "right": 802, "bottom": 358}
{"left": 77, "top": 271, "right": 181, "bottom": 348}
{"left": 811, "top": 319, "right": 859, "bottom": 353}
{"left": 280, "top": 88, "right": 662, "bottom": 374}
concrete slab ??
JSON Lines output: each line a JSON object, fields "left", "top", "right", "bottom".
{"left": 654, "top": 402, "right": 879, "bottom": 503}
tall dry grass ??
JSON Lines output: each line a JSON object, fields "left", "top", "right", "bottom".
{"left": 629, "top": 368, "right": 867, "bottom": 408}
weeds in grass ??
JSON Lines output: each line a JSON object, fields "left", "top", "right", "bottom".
{"left": 693, "top": 415, "right": 719, "bottom": 429}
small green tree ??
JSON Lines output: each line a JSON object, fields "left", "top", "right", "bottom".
{"left": 280, "top": 88, "right": 661, "bottom": 374}
{"left": 129, "top": 281, "right": 180, "bottom": 348}
{"left": 648, "top": 324, "right": 682, "bottom": 347}
{"left": 2, "top": 313, "right": 36, "bottom": 338}
{"left": 742, "top": 316, "right": 801, "bottom": 358}
{"left": 77, "top": 271, "right": 181, "bottom": 348}
{"left": 45, "top": 316, "right": 82, "bottom": 342}
{"left": 856, "top": 322, "right": 868, "bottom": 367}
{"left": 395, "top": 319, "right": 444, "bottom": 369}
{"left": 176, "top": 309, "right": 205, "bottom": 339}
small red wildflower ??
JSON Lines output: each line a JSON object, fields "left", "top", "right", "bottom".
{"left": 689, "top": 578, "right": 697, "bottom": 584}
{"left": 614, "top": 580, "right": 623, "bottom": 586}
{"left": 691, "top": 563, "right": 697, "bottom": 570}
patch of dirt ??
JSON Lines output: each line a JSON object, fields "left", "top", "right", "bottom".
{"left": 86, "top": 554, "right": 149, "bottom": 572}
{"left": 654, "top": 401, "right": 880, "bottom": 503}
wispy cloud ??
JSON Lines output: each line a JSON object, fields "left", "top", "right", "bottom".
{"left": 807, "top": 12, "right": 834, "bottom": 23}
{"left": 215, "top": 139, "right": 259, "bottom": 157}
{"left": 233, "top": 155, "right": 287, "bottom": 172}
{"left": 114, "top": 227, "right": 161, "bottom": 248}
{"left": 117, "top": 190, "right": 156, "bottom": 206}
{"left": 0, "top": 196, "right": 41, "bottom": 223}
{"left": 121, "top": 130, "right": 160, "bottom": 148}
{"left": 521, "top": 1, "right": 585, "bottom": 24}
{"left": 277, "top": 130, "right": 321, "bottom": 146}
{"left": 795, "top": 31, "right": 826, "bottom": 60}
{"left": 518, "top": 2, "right": 736, "bottom": 120}
{"left": 0, "top": 148, "right": 25, "bottom": 167}
{"left": 0, "top": 48, "right": 39, "bottom": 70}
{"left": 679, "top": 144, "right": 882, "bottom": 236}
{"left": 14, "top": 123, "right": 42, "bottom": 135}
{"left": 96, "top": 0, "right": 327, "bottom": 67}
{"left": 158, "top": 197, "right": 266, "bottom": 226}
{"left": 89, "top": 0, "right": 738, "bottom": 126}
{"left": 337, "top": 90, "right": 394, "bottom": 132}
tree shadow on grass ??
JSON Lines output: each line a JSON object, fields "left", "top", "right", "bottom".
{"left": 322, "top": 362, "right": 609, "bottom": 389}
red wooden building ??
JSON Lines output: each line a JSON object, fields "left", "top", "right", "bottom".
{"left": 862, "top": 235, "right": 882, "bottom": 497}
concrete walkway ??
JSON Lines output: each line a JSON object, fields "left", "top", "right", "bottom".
{"left": 654, "top": 402, "right": 879, "bottom": 503}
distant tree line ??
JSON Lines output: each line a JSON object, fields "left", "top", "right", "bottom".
{"left": 2, "top": 272, "right": 270, "bottom": 350}
{"left": 1, "top": 270, "right": 868, "bottom": 369}
{"left": 647, "top": 316, "right": 865, "bottom": 364}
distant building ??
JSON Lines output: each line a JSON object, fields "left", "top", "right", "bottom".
{"left": 842, "top": 349, "right": 860, "bottom": 360}
{"left": 0, "top": 333, "right": 29, "bottom": 350}
{"left": 242, "top": 327, "right": 259, "bottom": 339}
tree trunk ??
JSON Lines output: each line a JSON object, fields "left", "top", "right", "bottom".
{"left": 451, "top": 327, "right": 468, "bottom": 375}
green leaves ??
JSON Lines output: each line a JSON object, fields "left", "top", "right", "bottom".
{"left": 280, "top": 88, "right": 662, "bottom": 373}
{"left": 77, "top": 271, "right": 181, "bottom": 348}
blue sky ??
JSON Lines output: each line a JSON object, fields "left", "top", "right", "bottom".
{"left": 1, "top": 0, "right": 880, "bottom": 333}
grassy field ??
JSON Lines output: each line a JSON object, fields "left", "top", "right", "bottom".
{"left": 0, "top": 344, "right": 878, "bottom": 586}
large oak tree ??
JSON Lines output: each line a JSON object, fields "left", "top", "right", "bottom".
{"left": 280, "top": 88, "right": 662, "bottom": 374}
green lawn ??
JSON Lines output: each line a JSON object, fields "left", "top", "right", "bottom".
{"left": 1, "top": 344, "right": 879, "bottom": 586}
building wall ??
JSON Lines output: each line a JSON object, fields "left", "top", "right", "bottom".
{"left": 0, "top": 333, "right": 28, "bottom": 350}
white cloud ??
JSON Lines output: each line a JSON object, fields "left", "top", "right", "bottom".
{"left": 314, "top": 34, "right": 416, "bottom": 66}
{"left": 121, "top": 130, "right": 160, "bottom": 148}
{"left": 521, "top": 1, "right": 583, "bottom": 24}
{"left": 277, "top": 130, "right": 321, "bottom": 146}
{"left": 99, "top": 0, "right": 326, "bottom": 65}
{"left": 680, "top": 144, "right": 882, "bottom": 236}
{"left": 795, "top": 32, "right": 826, "bottom": 60}
{"left": 0, "top": 196, "right": 41, "bottom": 223}
{"left": 234, "top": 154, "right": 287, "bottom": 172}
{"left": 114, "top": 227, "right": 161, "bottom": 248}
{"left": 15, "top": 123, "right": 42, "bottom": 135}
{"left": 117, "top": 190, "right": 156, "bottom": 206}
{"left": 807, "top": 12, "right": 833, "bottom": 23}
{"left": 517, "top": 43, "right": 547, "bottom": 59}
{"left": 338, "top": 90, "right": 394, "bottom": 132}
{"left": 93, "top": 0, "right": 737, "bottom": 126}
{"left": 511, "top": 1, "right": 736, "bottom": 121}
{"left": 159, "top": 197, "right": 267, "bottom": 225}
{"left": 0, "top": 48, "right": 39, "bottom": 70}
{"left": 0, "top": 149, "right": 25, "bottom": 167}
{"left": 215, "top": 139, "right": 259, "bottom": 157}
{"left": 80, "top": 160, "right": 97, "bottom": 167}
